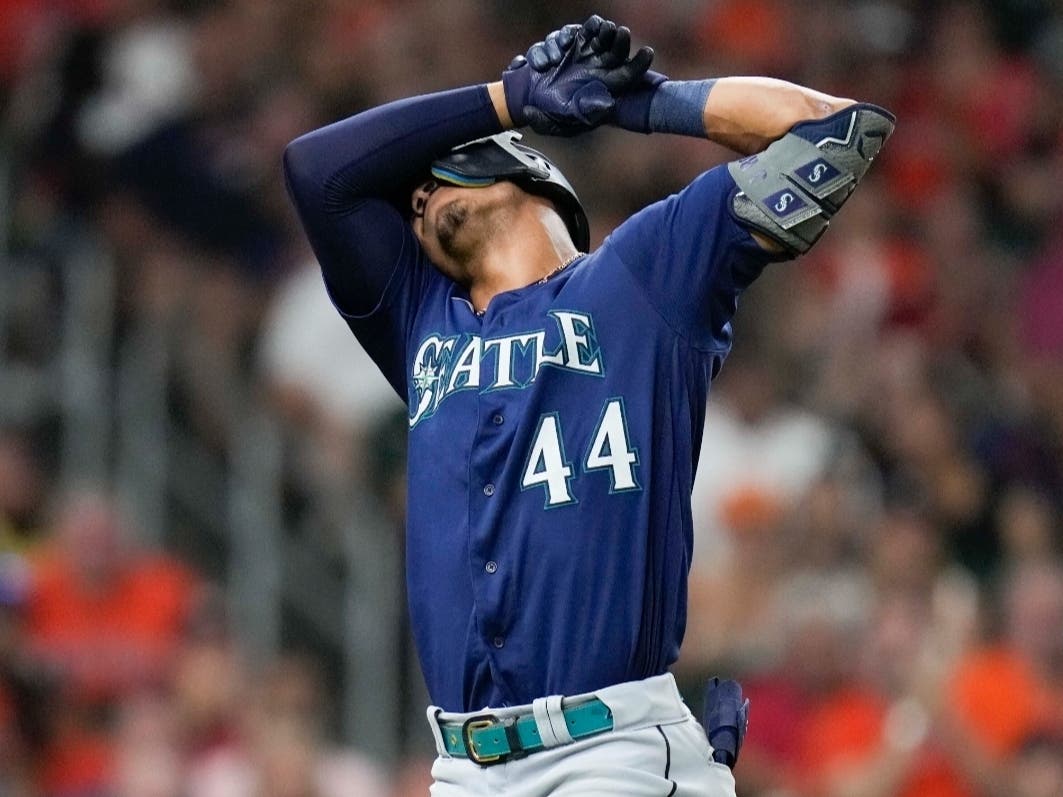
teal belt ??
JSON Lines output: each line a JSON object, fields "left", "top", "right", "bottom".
{"left": 439, "top": 698, "right": 614, "bottom": 766}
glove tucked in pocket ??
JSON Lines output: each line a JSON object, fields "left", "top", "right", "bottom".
{"left": 702, "top": 676, "right": 750, "bottom": 769}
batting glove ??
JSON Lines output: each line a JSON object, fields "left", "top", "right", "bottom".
{"left": 501, "top": 15, "right": 655, "bottom": 137}
{"left": 702, "top": 676, "right": 750, "bottom": 770}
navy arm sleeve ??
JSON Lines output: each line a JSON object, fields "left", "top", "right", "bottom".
{"left": 282, "top": 85, "right": 503, "bottom": 396}
{"left": 603, "top": 166, "right": 779, "bottom": 355}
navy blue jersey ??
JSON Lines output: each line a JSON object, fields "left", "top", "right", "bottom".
{"left": 284, "top": 85, "right": 772, "bottom": 712}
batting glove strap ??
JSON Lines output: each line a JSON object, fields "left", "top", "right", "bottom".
{"left": 610, "top": 69, "right": 670, "bottom": 134}
{"left": 703, "top": 677, "right": 750, "bottom": 770}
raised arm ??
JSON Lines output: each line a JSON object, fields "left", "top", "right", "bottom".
{"left": 618, "top": 74, "right": 876, "bottom": 254}
{"left": 610, "top": 71, "right": 857, "bottom": 153}
{"left": 513, "top": 18, "right": 894, "bottom": 256}
{"left": 511, "top": 18, "right": 855, "bottom": 152}
{"left": 282, "top": 17, "right": 652, "bottom": 317}
{"left": 472, "top": 13, "right": 892, "bottom": 349}
{"left": 605, "top": 68, "right": 893, "bottom": 256}
{"left": 282, "top": 85, "right": 504, "bottom": 317}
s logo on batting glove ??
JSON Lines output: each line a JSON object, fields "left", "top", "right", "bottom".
{"left": 702, "top": 677, "right": 750, "bottom": 770}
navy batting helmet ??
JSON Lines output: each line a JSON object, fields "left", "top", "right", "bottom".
{"left": 429, "top": 132, "right": 590, "bottom": 252}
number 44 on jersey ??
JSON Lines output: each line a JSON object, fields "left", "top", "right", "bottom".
{"left": 521, "top": 398, "right": 641, "bottom": 508}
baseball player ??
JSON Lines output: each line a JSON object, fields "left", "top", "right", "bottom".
{"left": 284, "top": 15, "right": 893, "bottom": 796}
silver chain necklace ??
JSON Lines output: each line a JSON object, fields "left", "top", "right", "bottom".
{"left": 536, "top": 250, "right": 585, "bottom": 284}
{"left": 474, "top": 252, "right": 585, "bottom": 317}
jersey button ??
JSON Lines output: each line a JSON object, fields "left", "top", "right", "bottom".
{"left": 483, "top": 483, "right": 495, "bottom": 496}
{"left": 485, "top": 561, "right": 498, "bottom": 574}
{"left": 493, "top": 636, "right": 505, "bottom": 649}
{"left": 492, "top": 414, "right": 504, "bottom": 426}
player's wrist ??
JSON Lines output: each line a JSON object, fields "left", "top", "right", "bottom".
{"left": 613, "top": 76, "right": 717, "bottom": 138}
{"left": 651, "top": 78, "right": 716, "bottom": 137}
{"left": 487, "top": 81, "right": 515, "bottom": 129}
{"left": 499, "top": 61, "right": 533, "bottom": 128}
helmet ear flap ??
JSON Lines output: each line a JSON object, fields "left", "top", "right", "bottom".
{"left": 430, "top": 133, "right": 590, "bottom": 252}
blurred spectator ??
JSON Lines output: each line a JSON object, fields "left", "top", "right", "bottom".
{"left": 27, "top": 489, "right": 198, "bottom": 701}
{"left": 0, "top": 0, "right": 43, "bottom": 86}
{"left": 738, "top": 580, "right": 980, "bottom": 797}
{"left": 389, "top": 755, "right": 436, "bottom": 797}
{"left": 733, "top": 571, "right": 873, "bottom": 795}
{"left": 0, "top": 429, "right": 45, "bottom": 552}
{"left": 25, "top": 489, "right": 198, "bottom": 794}
{"left": 691, "top": 355, "right": 844, "bottom": 559}
{"left": 0, "top": 551, "right": 43, "bottom": 797}
{"left": 793, "top": 586, "right": 974, "bottom": 797}
{"left": 170, "top": 596, "right": 246, "bottom": 774}
{"left": 112, "top": 691, "right": 183, "bottom": 797}
{"left": 695, "top": 0, "right": 796, "bottom": 75}
{"left": 1012, "top": 732, "right": 1063, "bottom": 797}
{"left": 683, "top": 354, "right": 875, "bottom": 675}
{"left": 74, "top": 7, "right": 194, "bottom": 158}
{"left": 259, "top": 258, "right": 404, "bottom": 485}
{"left": 1018, "top": 230, "right": 1063, "bottom": 451}
{"left": 187, "top": 653, "right": 387, "bottom": 797}
{"left": 995, "top": 485, "right": 1060, "bottom": 567}
{"left": 868, "top": 510, "right": 946, "bottom": 598}
{"left": 947, "top": 562, "right": 1063, "bottom": 762}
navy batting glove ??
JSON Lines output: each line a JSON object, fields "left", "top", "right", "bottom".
{"left": 502, "top": 15, "right": 654, "bottom": 137}
{"left": 527, "top": 24, "right": 581, "bottom": 70}
{"left": 702, "top": 677, "right": 750, "bottom": 770}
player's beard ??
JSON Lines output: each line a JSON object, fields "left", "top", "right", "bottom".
{"left": 436, "top": 200, "right": 471, "bottom": 260}
{"left": 432, "top": 186, "right": 518, "bottom": 282}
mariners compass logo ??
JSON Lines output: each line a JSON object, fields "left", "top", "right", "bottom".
{"left": 412, "top": 362, "right": 441, "bottom": 394}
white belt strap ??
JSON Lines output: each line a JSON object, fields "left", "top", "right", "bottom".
{"left": 532, "top": 694, "right": 574, "bottom": 748}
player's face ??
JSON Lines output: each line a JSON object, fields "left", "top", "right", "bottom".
{"left": 411, "top": 179, "right": 523, "bottom": 275}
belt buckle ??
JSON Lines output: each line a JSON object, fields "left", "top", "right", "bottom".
{"left": 462, "top": 714, "right": 505, "bottom": 766}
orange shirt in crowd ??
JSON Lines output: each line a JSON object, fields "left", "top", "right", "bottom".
{"left": 738, "top": 682, "right": 970, "bottom": 797}
{"left": 949, "top": 646, "right": 1063, "bottom": 757}
{"left": 787, "top": 648, "right": 1063, "bottom": 797}
{"left": 26, "top": 549, "right": 196, "bottom": 702}
{"left": 798, "top": 686, "right": 971, "bottom": 797}
{"left": 25, "top": 548, "right": 196, "bottom": 793}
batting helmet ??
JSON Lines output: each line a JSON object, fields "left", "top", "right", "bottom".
{"left": 430, "top": 132, "right": 590, "bottom": 252}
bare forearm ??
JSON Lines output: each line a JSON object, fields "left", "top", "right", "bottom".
{"left": 703, "top": 77, "right": 855, "bottom": 154}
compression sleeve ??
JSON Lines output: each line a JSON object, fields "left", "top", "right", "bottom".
{"left": 282, "top": 84, "right": 503, "bottom": 317}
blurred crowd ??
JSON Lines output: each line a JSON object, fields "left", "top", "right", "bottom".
{"left": 1, "top": 0, "right": 1062, "bottom": 795}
